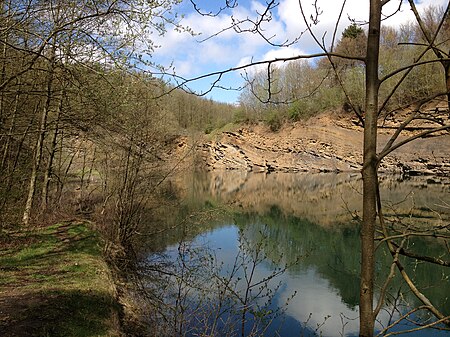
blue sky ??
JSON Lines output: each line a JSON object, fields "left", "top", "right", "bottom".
{"left": 151, "top": 0, "right": 446, "bottom": 104}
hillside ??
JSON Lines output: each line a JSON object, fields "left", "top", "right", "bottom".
{"left": 192, "top": 111, "right": 450, "bottom": 176}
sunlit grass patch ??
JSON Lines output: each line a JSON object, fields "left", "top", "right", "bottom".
{"left": 0, "top": 221, "right": 121, "bottom": 336}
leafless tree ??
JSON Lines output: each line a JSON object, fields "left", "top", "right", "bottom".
{"left": 177, "top": 1, "right": 450, "bottom": 336}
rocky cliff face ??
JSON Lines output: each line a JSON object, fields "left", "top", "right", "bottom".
{"left": 196, "top": 112, "right": 450, "bottom": 176}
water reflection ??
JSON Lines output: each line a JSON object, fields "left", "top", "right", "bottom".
{"left": 176, "top": 171, "right": 449, "bottom": 226}
{"left": 144, "top": 172, "right": 450, "bottom": 336}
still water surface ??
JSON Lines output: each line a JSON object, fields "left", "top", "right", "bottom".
{"left": 145, "top": 172, "right": 449, "bottom": 336}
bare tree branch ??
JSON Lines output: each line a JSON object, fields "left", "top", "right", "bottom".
{"left": 378, "top": 124, "right": 450, "bottom": 162}
{"left": 152, "top": 51, "right": 365, "bottom": 98}
{"left": 390, "top": 241, "right": 450, "bottom": 267}
{"left": 376, "top": 179, "right": 450, "bottom": 327}
{"left": 189, "top": 0, "right": 238, "bottom": 17}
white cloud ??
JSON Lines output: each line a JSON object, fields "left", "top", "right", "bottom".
{"left": 276, "top": 0, "right": 369, "bottom": 51}
{"left": 236, "top": 55, "right": 254, "bottom": 69}
{"left": 234, "top": 46, "right": 305, "bottom": 80}
{"left": 149, "top": 0, "right": 449, "bottom": 102}
{"left": 155, "top": 0, "right": 449, "bottom": 63}
{"left": 172, "top": 60, "right": 195, "bottom": 78}
{"left": 236, "top": 45, "right": 304, "bottom": 66}
{"left": 278, "top": 267, "right": 398, "bottom": 336}
{"left": 276, "top": 0, "right": 447, "bottom": 52}
{"left": 383, "top": 0, "right": 448, "bottom": 27}
{"left": 279, "top": 268, "right": 360, "bottom": 336}
{"left": 262, "top": 47, "right": 305, "bottom": 62}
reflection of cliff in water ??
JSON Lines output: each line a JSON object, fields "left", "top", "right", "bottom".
{"left": 181, "top": 171, "right": 449, "bottom": 226}
{"left": 168, "top": 170, "right": 449, "bottom": 312}
{"left": 143, "top": 171, "right": 449, "bottom": 335}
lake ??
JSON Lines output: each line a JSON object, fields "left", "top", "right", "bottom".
{"left": 140, "top": 171, "right": 450, "bottom": 337}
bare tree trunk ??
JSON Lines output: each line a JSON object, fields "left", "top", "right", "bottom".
{"left": 22, "top": 48, "right": 56, "bottom": 226}
{"left": 0, "top": 107, "right": 35, "bottom": 226}
{"left": 445, "top": 62, "right": 450, "bottom": 114}
{"left": 1, "top": 87, "right": 19, "bottom": 170}
{"left": 0, "top": 0, "right": 14, "bottom": 166}
{"left": 22, "top": 104, "right": 48, "bottom": 226}
{"left": 40, "top": 92, "right": 63, "bottom": 212}
{"left": 359, "top": 0, "right": 381, "bottom": 336}
{"left": 56, "top": 142, "right": 78, "bottom": 207}
{"left": 0, "top": 0, "right": 10, "bottom": 124}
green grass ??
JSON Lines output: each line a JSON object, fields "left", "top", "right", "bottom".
{"left": 205, "top": 122, "right": 241, "bottom": 140}
{"left": 0, "top": 221, "right": 121, "bottom": 336}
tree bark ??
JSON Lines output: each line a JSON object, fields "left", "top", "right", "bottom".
{"left": 1, "top": 87, "right": 19, "bottom": 170}
{"left": 445, "top": 62, "right": 450, "bottom": 114}
{"left": 359, "top": 0, "right": 381, "bottom": 336}
{"left": 22, "top": 103, "right": 48, "bottom": 226}
{"left": 22, "top": 47, "right": 56, "bottom": 226}
{"left": 40, "top": 92, "right": 63, "bottom": 212}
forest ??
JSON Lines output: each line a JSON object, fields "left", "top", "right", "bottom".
{"left": 1, "top": 2, "right": 447, "bottom": 228}
{"left": 0, "top": 1, "right": 449, "bottom": 336}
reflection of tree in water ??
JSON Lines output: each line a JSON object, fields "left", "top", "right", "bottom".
{"left": 234, "top": 206, "right": 361, "bottom": 309}
{"left": 236, "top": 205, "right": 449, "bottom": 321}
{"left": 142, "top": 171, "right": 449, "bottom": 334}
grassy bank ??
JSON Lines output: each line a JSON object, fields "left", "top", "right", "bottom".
{"left": 0, "top": 221, "right": 122, "bottom": 337}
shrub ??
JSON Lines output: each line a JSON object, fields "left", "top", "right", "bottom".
{"left": 265, "top": 110, "right": 282, "bottom": 131}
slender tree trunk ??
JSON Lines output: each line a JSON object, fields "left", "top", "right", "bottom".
{"left": 1, "top": 87, "right": 19, "bottom": 170}
{"left": 40, "top": 92, "right": 63, "bottom": 212}
{"left": 359, "top": 0, "right": 381, "bottom": 336}
{"left": 57, "top": 142, "right": 78, "bottom": 207}
{"left": 0, "top": 107, "right": 36, "bottom": 215}
{"left": 445, "top": 62, "right": 450, "bottom": 114}
{"left": 22, "top": 103, "right": 49, "bottom": 226}
{"left": 0, "top": 0, "right": 10, "bottom": 124}
{"left": 22, "top": 48, "right": 56, "bottom": 225}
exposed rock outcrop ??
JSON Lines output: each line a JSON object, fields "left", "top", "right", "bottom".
{"left": 197, "top": 112, "right": 450, "bottom": 176}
